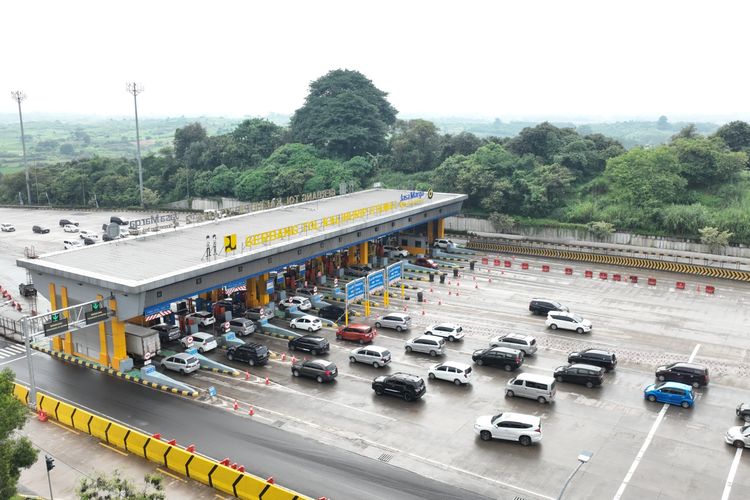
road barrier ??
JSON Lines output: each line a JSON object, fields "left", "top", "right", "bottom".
{"left": 584, "top": 270, "right": 593, "bottom": 278}
{"left": 676, "top": 281, "right": 686, "bottom": 290}
{"left": 13, "top": 383, "right": 311, "bottom": 500}
{"left": 542, "top": 264, "right": 550, "bottom": 272}
{"left": 648, "top": 277, "right": 657, "bottom": 286}
{"left": 521, "top": 262, "right": 529, "bottom": 270}
{"left": 599, "top": 272, "right": 608, "bottom": 280}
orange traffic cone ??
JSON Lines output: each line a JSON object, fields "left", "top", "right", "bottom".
{"left": 233, "top": 400, "right": 239, "bottom": 411}
{"left": 245, "top": 371, "right": 250, "bottom": 381}
{"left": 264, "top": 376, "right": 270, "bottom": 385}
{"left": 249, "top": 407, "right": 255, "bottom": 416}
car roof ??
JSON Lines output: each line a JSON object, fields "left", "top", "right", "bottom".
{"left": 668, "top": 362, "right": 707, "bottom": 370}
{"left": 495, "top": 412, "right": 540, "bottom": 425}
{"left": 356, "top": 345, "right": 389, "bottom": 353}
{"left": 384, "top": 312, "right": 408, "bottom": 318}
{"left": 307, "top": 359, "right": 333, "bottom": 367}
{"left": 581, "top": 349, "right": 612, "bottom": 356}
{"left": 513, "top": 373, "right": 554, "bottom": 383}
{"left": 298, "top": 335, "right": 325, "bottom": 341}
{"left": 295, "top": 315, "right": 320, "bottom": 321}
{"left": 415, "top": 334, "right": 442, "bottom": 340}
{"left": 390, "top": 372, "right": 421, "bottom": 381}
{"left": 171, "top": 352, "right": 196, "bottom": 360}
{"left": 657, "top": 381, "right": 694, "bottom": 390}
{"left": 192, "top": 332, "right": 212, "bottom": 339}
{"left": 432, "top": 323, "right": 458, "bottom": 328}
{"left": 568, "top": 364, "right": 603, "bottom": 371}
{"left": 346, "top": 323, "right": 370, "bottom": 328}
{"left": 437, "top": 361, "right": 470, "bottom": 369}
{"left": 489, "top": 346, "right": 523, "bottom": 354}
{"left": 501, "top": 333, "right": 533, "bottom": 341}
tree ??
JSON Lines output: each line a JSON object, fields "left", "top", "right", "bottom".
{"left": 0, "top": 368, "right": 38, "bottom": 499}
{"left": 59, "top": 143, "right": 75, "bottom": 155}
{"left": 506, "top": 122, "right": 578, "bottom": 164}
{"left": 173, "top": 123, "right": 207, "bottom": 162}
{"left": 586, "top": 221, "right": 615, "bottom": 239}
{"left": 672, "top": 137, "right": 747, "bottom": 186}
{"left": 388, "top": 119, "right": 442, "bottom": 173}
{"left": 231, "top": 119, "right": 286, "bottom": 168}
{"left": 440, "top": 132, "right": 483, "bottom": 160}
{"left": 699, "top": 226, "right": 732, "bottom": 249}
{"left": 488, "top": 212, "right": 516, "bottom": 232}
{"left": 77, "top": 471, "right": 164, "bottom": 500}
{"left": 713, "top": 120, "right": 750, "bottom": 153}
{"left": 657, "top": 115, "right": 670, "bottom": 130}
{"left": 290, "top": 69, "right": 397, "bottom": 158}
{"left": 671, "top": 124, "right": 699, "bottom": 141}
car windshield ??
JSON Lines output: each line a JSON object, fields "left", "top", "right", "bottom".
{"left": 653, "top": 382, "right": 666, "bottom": 390}
{"left": 491, "top": 413, "right": 504, "bottom": 423}
{"left": 571, "top": 314, "right": 584, "bottom": 322}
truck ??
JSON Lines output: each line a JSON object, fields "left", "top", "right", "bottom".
{"left": 125, "top": 324, "right": 162, "bottom": 362}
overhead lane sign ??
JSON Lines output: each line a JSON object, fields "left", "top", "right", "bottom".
{"left": 346, "top": 278, "right": 365, "bottom": 302}
{"left": 367, "top": 270, "right": 385, "bottom": 294}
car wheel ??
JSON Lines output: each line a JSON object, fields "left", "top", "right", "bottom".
{"left": 227, "top": 353, "right": 234, "bottom": 361}
{"left": 291, "top": 324, "right": 297, "bottom": 329}
{"left": 480, "top": 430, "right": 492, "bottom": 441}
{"left": 349, "top": 356, "right": 357, "bottom": 363}
{"left": 396, "top": 326, "right": 403, "bottom": 332}
{"left": 373, "top": 362, "right": 380, "bottom": 368}
{"left": 429, "top": 350, "right": 437, "bottom": 357}
{"left": 336, "top": 334, "right": 342, "bottom": 340}
{"left": 308, "top": 327, "right": 313, "bottom": 332}
{"left": 453, "top": 379, "right": 462, "bottom": 386}
{"left": 428, "top": 373, "right": 436, "bottom": 380}
{"left": 316, "top": 376, "right": 324, "bottom": 383}
{"left": 550, "top": 324, "right": 558, "bottom": 330}
{"left": 744, "top": 415, "right": 750, "bottom": 423}
{"left": 692, "top": 381, "right": 700, "bottom": 388}
{"left": 657, "top": 375, "right": 665, "bottom": 381}
{"left": 506, "top": 390, "right": 514, "bottom": 398}
{"left": 734, "top": 440, "right": 746, "bottom": 449}
{"left": 576, "top": 328, "right": 584, "bottom": 334}
{"left": 290, "top": 345, "right": 296, "bottom": 351}
{"left": 449, "top": 336, "right": 455, "bottom": 342}
{"left": 476, "top": 359, "right": 484, "bottom": 366}
{"left": 681, "top": 401, "right": 690, "bottom": 408}
{"left": 603, "top": 366, "right": 610, "bottom": 373}
{"left": 198, "top": 347, "right": 204, "bottom": 353}
{"left": 375, "top": 322, "right": 381, "bottom": 328}
{"left": 403, "top": 392, "right": 414, "bottom": 402}
{"left": 374, "top": 386, "right": 384, "bottom": 395}
{"left": 292, "top": 369, "right": 300, "bottom": 377}
{"left": 585, "top": 381, "right": 594, "bottom": 388}
{"left": 537, "top": 396, "right": 547, "bottom": 404}
{"left": 310, "top": 349, "right": 318, "bottom": 356}
{"left": 504, "top": 364, "right": 512, "bottom": 372}
{"left": 519, "top": 435, "right": 532, "bottom": 447}
{"left": 248, "top": 359, "right": 255, "bottom": 367}
{"left": 555, "top": 375, "right": 564, "bottom": 382}
{"left": 648, "top": 395, "right": 657, "bottom": 402}
{"left": 179, "top": 369, "right": 185, "bottom": 375}
{"left": 405, "top": 346, "right": 412, "bottom": 352}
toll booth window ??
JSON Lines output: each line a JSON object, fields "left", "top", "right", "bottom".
{"left": 415, "top": 241, "right": 422, "bottom": 248}
{"left": 401, "top": 239, "right": 408, "bottom": 246}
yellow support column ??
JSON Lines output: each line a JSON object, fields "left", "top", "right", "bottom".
{"left": 211, "top": 289, "right": 219, "bottom": 302}
{"left": 97, "top": 294, "right": 109, "bottom": 366}
{"left": 109, "top": 298, "right": 128, "bottom": 371}
{"left": 358, "top": 242, "right": 369, "bottom": 265}
{"left": 427, "top": 221, "right": 434, "bottom": 247}
{"left": 49, "top": 283, "right": 63, "bottom": 351}
{"left": 347, "top": 246, "right": 358, "bottom": 265}
{"left": 260, "top": 274, "right": 270, "bottom": 306}
{"left": 245, "top": 278, "right": 253, "bottom": 307}
{"left": 437, "top": 218, "right": 445, "bottom": 238}
{"left": 60, "top": 286, "right": 73, "bottom": 354}
{"left": 248, "top": 277, "right": 259, "bottom": 307}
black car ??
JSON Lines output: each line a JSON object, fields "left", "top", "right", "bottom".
{"left": 472, "top": 347, "right": 524, "bottom": 371}
{"left": 110, "top": 216, "right": 128, "bottom": 225}
{"left": 554, "top": 363, "right": 604, "bottom": 388}
{"left": 529, "top": 298, "right": 569, "bottom": 316}
{"left": 288, "top": 335, "right": 330, "bottom": 355}
{"left": 82, "top": 237, "right": 97, "bottom": 245}
{"left": 737, "top": 403, "right": 750, "bottom": 422}
{"left": 59, "top": 218, "right": 79, "bottom": 227}
{"left": 372, "top": 373, "right": 426, "bottom": 402}
{"left": 226, "top": 343, "right": 269, "bottom": 366}
{"left": 32, "top": 225, "right": 50, "bottom": 234}
{"left": 291, "top": 359, "right": 338, "bottom": 383}
{"left": 318, "top": 305, "right": 345, "bottom": 322}
{"left": 655, "top": 362, "right": 709, "bottom": 387}
{"left": 102, "top": 233, "right": 116, "bottom": 242}
{"left": 151, "top": 324, "right": 181, "bottom": 343}
{"left": 567, "top": 349, "right": 617, "bottom": 372}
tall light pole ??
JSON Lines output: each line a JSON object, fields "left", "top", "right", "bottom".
{"left": 11, "top": 91, "right": 32, "bottom": 204}
{"left": 125, "top": 82, "right": 145, "bottom": 207}
{"left": 557, "top": 450, "right": 593, "bottom": 500}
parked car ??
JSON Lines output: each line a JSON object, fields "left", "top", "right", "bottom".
{"left": 151, "top": 323, "right": 181, "bottom": 343}
{"left": 187, "top": 311, "right": 216, "bottom": 328}
{"left": 413, "top": 257, "right": 438, "bottom": 269}
{"left": 405, "top": 335, "right": 445, "bottom": 356}
{"left": 374, "top": 312, "right": 411, "bottom": 332}
{"left": 655, "top": 362, "right": 709, "bottom": 387}
{"left": 288, "top": 335, "right": 330, "bottom": 355}
{"left": 180, "top": 332, "right": 218, "bottom": 353}
{"left": 489, "top": 333, "right": 538, "bottom": 356}
{"left": 290, "top": 315, "right": 322, "bottom": 332}
{"left": 567, "top": 349, "right": 617, "bottom": 372}
{"left": 529, "top": 298, "right": 569, "bottom": 316}
{"left": 63, "top": 224, "right": 79, "bottom": 233}
{"left": 318, "top": 305, "right": 345, "bottom": 322}
{"left": 291, "top": 359, "right": 338, "bottom": 383}
{"left": 384, "top": 245, "right": 409, "bottom": 258}
{"left": 372, "top": 373, "right": 426, "bottom": 401}
{"left": 161, "top": 353, "right": 200, "bottom": 375}
{"left": 59, "top": 218, "right": 79, "bottom": 227}
{"left": 506, "top": 373, "right": 556, "bottom": 404}
{"left": 336, "top": 323, "right": 376, "bottom": 343}
{"left": 433, "top": 238, "right": 456, "bottom": 250}
{"left": 546, "top": 311, "right": 592, "bottom": 334}
{"left": 737, "top": 403, "right": 750, "bottom": 422}
{"left": 554, "top": 364, "right": 604, "bottom": 388}
{"left": 228, "top": 318, "right": 256, "bottom": 336}
{"left": 345, "top": 265, "right": 373, "bottom": 277}
{"left": 644, "top": 382, "right": 695, "bottom": 408}
{"left": 110, "top": 216, "right": 128, "bottom": 225}
{"left": 64, "top": 239, "right": 83, "bottom": 250}
{"left": 472, "top": 347, "right": 524, "bottom": 371}
{"left": 226, "top": 343, "right": 269, "bottom": 366}
{"left": 428, "top": 361, "right": 472, "bottom": 385}
{"left": 725, "top": 425, "right": 750, "bottom": 448}
{"left": 278, "top": 296, "right": 312, "bottom": 311}
{"left": 349, "top": 345, "right": 392, "bottom": 368}
{"left": 474, "top": 412, "right": 542, "bottom": 446}
{"left": 32, "top": 225, "right": 50, "bottom": 234}
{"left": 295, "top": 286, "right": 318, "bottom": 299}
{"left": 79, "top": 230, "right": 98, "bottom": 240}
{"left": 424, "top": 323, "right": 464, "bottom": 341}
{"left": 1, "top": 223, "right": 16, "bottom": 232}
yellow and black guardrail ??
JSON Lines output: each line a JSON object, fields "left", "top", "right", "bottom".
{"left": 13, "top": 383, "right": 311, "bottom": 500}
{"left": 467, "top": 240, "right": 750, "bottom": 282}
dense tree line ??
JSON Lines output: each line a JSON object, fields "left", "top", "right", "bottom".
{"left": 2, "top": 69, "right": 750, "bottom": 243}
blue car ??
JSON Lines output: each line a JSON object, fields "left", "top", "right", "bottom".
{"left": 644, "top": 381, "right": 695, "bottom": 408}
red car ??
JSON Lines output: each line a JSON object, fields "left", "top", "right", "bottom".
{"left": 414, "top": 257, "right": 438, "bottom": 269}
{"left": 336, "top": 324, "right": 377, "bottom": 344}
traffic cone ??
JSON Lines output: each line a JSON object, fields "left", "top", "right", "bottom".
{"left": 233, "top": 400, "right": 239, "bottom": 411}
{"left": 456, "top": 291, "right": 460, "bottom": 296}
{"left": 249, "top": 407, "right": 255, "bottom": 416}
{"left": 264, "top": 376, "right": 270, "bottom": 385}
{"left": 292, "top": 355, "right": 297, "bottom": 363}
{"left": 448, "top": 290, "right": 452, "bottom": 295}
{"left": 281, "top": 353, "right": 286, "bottom": 361}
{"left": 488, "top": 278, "right": 492, "bottom": 283}
{"left": 438, "top": 300, "right": 442, "bottom": 305}
{"left": 429, "top": 287, "right": 433, "bottom": 293}
{"left": 267, "top": 477, "right": 275, "bottom": 484}
{"left": 457, "top": 281, "right": 460, "bottom": 287}
{"left": 403, "top": 305, "right": 407, "bottom": 312}
{"left": 245, "top": 371, "right": 250, "bottom": 380}
{"left": 475, "top": 284, "right": 478, "bottom": 289}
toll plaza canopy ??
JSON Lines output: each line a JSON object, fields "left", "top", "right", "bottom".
{"left": 18, "top": 188, "right": 467, "bottom": 321}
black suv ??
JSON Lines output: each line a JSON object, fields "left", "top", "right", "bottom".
{"left": 151, "top": 324, "right": 181, "bottom": 343}
{"left": 226, "top": 343, "right": 269, "bottom": 366}
{"left": 372, "top": 373, "right": 426, "bottom": 402}
{"left": 318, "top": 305, "right": 345, "bottom": 321}
{"left": 472, "top": 347, "right": 524, "bottom": 371}
{"left": 288, "top": 335, "right": 330, "bottom": 355}
{"left": 32, "top": 225, "right": 50, "bottom": 234}
{"left": 554, "top": 363, "right": 604, "bottom": 388}
{"left": 655, "top": 362, "right": 709, "bottom": 387}
{"left": 59, "top": 218, "right": 79, "bottom": 226}
{"left": 529, "top": 298, "right": 569, "bottom": 316}
{"left": 567, "top": 349, "right": 617, "bottom": 372}
{"left": 737, "top": 403, "right": 750, "bottom": 422}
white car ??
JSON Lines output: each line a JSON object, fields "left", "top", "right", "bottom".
{"left": 64, "top": 239, "right": 83, "bottom": 250}
{"left": 428, "top": 361, "right": 472, "bottom": 385}
{"left": 290, "top": 315, "right": 322, "bottom": 332}
{"left": 405, "top": 335, "right": 445, "bottom": 356}
{"left": 489, "top": 333, "right": 538, "bottom": 356}
{"left": 349, "top": 345, "right": 392, "bottom": 368}
{"left": 79, "top": 230, "right": 99, "bottom": 241}
{"left": 474, "top": 412, "right": 542, "bottom": 446}
{"left": 63, "top": 224, "right": 79, "bottom": 233}
{"left": 425, "top": 323, "right": 465, "bottom": 341}
{"left": 180, "top": 332, "right": 217, "bottom": 353}
{"left": 546, "top": 311, "right": 592, "bottom": 334}
{"left": 161, "top": 352, "right": 200, "bottom": 374}
{"left": 1, "top": 223, "right": 16, "bottom": 232}
{"left": 187, "top": 311, "right": 216, "bottom": 327}
{"left": 725, "top": 425, "right": 750, "bottom": 448}
{"left": 279, "top": 296, "right": 312, "bottom": 311}
{"left": 384, "top": 245, "right": 409, "bottom": 258}
{"left": 433, "top": 238, "right": 456, "bottom": 250}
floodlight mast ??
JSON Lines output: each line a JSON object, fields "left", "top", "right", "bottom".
{"left": 125, "top": 82, "right": 145, "bottom": 207}
{"left": 10, "top": 91, "right": 32, "bottom": 204}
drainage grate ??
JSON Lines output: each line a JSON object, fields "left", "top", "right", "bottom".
{"left": 513, "top": 497, "right": 527, "bottom": 500}
{"left": 378, "top": 453, "right": 394, "bottom": 463}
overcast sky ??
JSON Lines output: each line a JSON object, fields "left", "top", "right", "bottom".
{"left": 3, "top": 0, "right": 748, "bottom": 121}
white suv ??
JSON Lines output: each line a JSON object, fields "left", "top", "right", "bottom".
{"left": 474, "top": 412, "right": 542, "bottom": 446}
{"left": 279, "top": 296, "right": 312, "bottom": 311}
{"left": 384, "top": 245, "right": 409, "bottom": 258}
{"left": 428, "top": 361, "right": 472, "bottom": 385}
{"left": 180, "top": 332, "right": 218, "bottom": 353}
{"left": 546, "top": 311, "right": 592, "bottom": 334}
{"left": 375, "top": 312, "right": 411, "bottom": 331}
{"left": 187, "top": 311, "right": 215, "bottom": 327}
{"left": 425, "top": 323, "right": 464, "bottom": 341}
{"left": 433, "top": 238, "right": 456, "bottom": 250}
{"left": 405, "top": 335, "right": 445, "bottom": 357}
{"left": 489, "top": 333, "right": 537, "bottom": 356}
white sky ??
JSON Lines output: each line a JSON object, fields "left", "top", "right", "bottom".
{"left": 2, "top": 0, "right": 748, "bottom": 121}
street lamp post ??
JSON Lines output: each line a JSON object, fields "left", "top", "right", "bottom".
{"left": 125, "top": 82, "right": 145, "bottom": 207}
{"left": 10, "top": 91, "right": 31, "bottom": 204}
{"left": 557, "top": 450, "right": 593, "bottom": 500}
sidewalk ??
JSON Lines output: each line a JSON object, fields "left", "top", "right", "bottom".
{"left": 18, "top": 414, "right": 222, "bottom": 500}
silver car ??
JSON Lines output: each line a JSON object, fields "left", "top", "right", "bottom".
{"left": 349, "top": 346, "right": 392, "bottom": 368}
{"left": 725, "top": 425, "right": 750, "bottom": 448}
{"left": 228, "top": 318, "right": 256, "bottom": 336}
{"left": 405, "top": 335, "right": 445, "bottom": 357}
{"left": 375, "top": 312, "right": 412, "bottom": 332}
{"left": 489, "top": 333, "right": 538, "bottom": 356}
{"left": 162, "top": 353, "right": 200, "bottom": 375}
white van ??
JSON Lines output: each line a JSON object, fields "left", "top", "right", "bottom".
{"left": 505, "top": 373, "right": 556, "bottom": 404}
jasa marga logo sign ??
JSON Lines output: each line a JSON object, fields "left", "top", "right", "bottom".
{"left": 399, "top": 191, "right": 425, "bottom": 208}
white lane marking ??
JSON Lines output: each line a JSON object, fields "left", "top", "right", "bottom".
{"left": 613, "top": 343, "right": 700, "bottom": 500}
{"left": 721, "top": 447, "right": 743, "bottom": 500}
{"left": 0, "top": 352, "right": 38, "bottom": 366}
{"left": 0, "top": 352, "right": 8, "bottom": 358}
{"left": 7, "top": 344, "right": 26, "bottom": 353}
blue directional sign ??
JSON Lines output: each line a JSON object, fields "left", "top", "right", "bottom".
{"left": 208, "top": 386, "right": 217, "bottom": 397}
{"left": 387, "top": 262, "right": 403, "bottom": 285}
{"left": 266, "top": 278, "right": 274, "bottom": 294}
{"left": 346, "top": 278, "right": 365, "bottom": 301}
{"left": 367, "top": 270, "right": 385, "bottom": 293}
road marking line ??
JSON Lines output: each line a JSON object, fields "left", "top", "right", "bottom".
{"left": 157, "top": 467, "right": 186, "bottom": 482}
{"left": 0, "top": 352, "right": 39, "bottom": 366}
{"left": 99, "top": 442, "right": 128, "bottom": 456}
{"left": 50, "top": 420, "right": 79, "bottom": 435}
{"left": 721, "top": 447, "right": 743, "bottom": 500}
{"left": 7, "top": 344, "right": 26, "bottom": 353}
{"left": 688, "top": 343, "right": 701, "bottom": 362}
